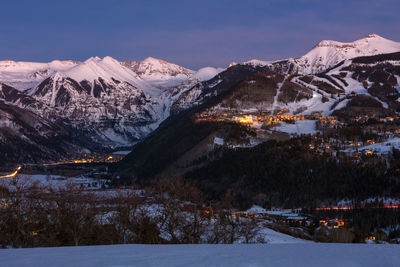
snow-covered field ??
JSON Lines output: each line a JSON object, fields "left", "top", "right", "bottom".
{"left": 359, "top": 137, "right": 400, "bottom": 155}
{"left": 274, "top": 120, "right": 319, "bottom": 135}
{"left": 340, "top": 137, "right": 400, "bottom": 156}
{"left": 0, "top": 174, "right": 106, "bottom": 190}
{"left": 0, "top": 243, "right": 399, "bottom": 267}
{"left": 258, "top": 228, "right": 309, "bottom": 244}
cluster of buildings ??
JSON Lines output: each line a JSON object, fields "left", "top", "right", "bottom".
{"left": 234, "top": 208, "right": 347, "bottom": 230}
{"left": 42, "top": 153, "right": 125, "bottom": 166}
{"left": 196, "top": 109, "right": 400, "bottom": 159}
{"left": 318, "top": 115, "right": 345, "bottom": 128}
{"left": 319, "top": 219, "right": 345, "bottom": 229}
{"left": 196, "top": 110, "right": 307, "bottom": 127}
{"left": 354, "top": 115, "right": 397, "bottom": 123}
{"left": 196, "top": 109, "right": 348, "bottom": 129}
{"left": 306, "top": 138, "right": 379, "bottom": 158}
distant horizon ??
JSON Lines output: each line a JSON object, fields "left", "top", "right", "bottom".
{"left": 1, "top": 0, "right": 399, "bottom": 69}
{"left": 0, "top": 33, "right": 398, "bottom": 71}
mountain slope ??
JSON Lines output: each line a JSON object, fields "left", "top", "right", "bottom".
{"left": 30, "top": 73, "right": 158, "bottom": 144}
{"left": 0, "top": 57, "right": 201, "bottom": 147}
{"left": 116, "top": 52, "right": 400, "bottom": 181}
{"left": 0, "top": 56, "right": 226, "bottom": 164}
{"left": 115, "top": 52, "right": 400, "bottom": 209}
{"left": 116, "top": 64, "right": 278, "bottom": 180}
{"left": 0, "top": 99, "right": 99, "bottom": 165}
{"left": 246, "top": 34, "right": 400, "bottom": 75}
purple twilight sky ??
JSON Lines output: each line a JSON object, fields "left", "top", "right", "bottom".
{"left": 0, "top": 0, "right": 399, "bottom": 69}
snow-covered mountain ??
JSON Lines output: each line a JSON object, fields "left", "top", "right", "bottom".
{"left": 294, "top": 34, "right": 400, "bottom": 74}
{"left": 122, "top": 57, "right": 224, "bottom": 91}
{"left": 193, "top": 67, "right": 225, "bottom": 82}
{"left": 117, "top": 50, "right": 400, "bottom": 184}
{"left": 0, "top": 57, "right": 160, "bottom": 145}
{"left": 246, "top": 34, "right": 400, "bottom": 74}
{"left": 0, "top": 60, "right": 78, "bottom": 91}
{"left": 122, "top": 57, "right": 194, "bottom": 92}
{"left": 0, "top": 55, "right": 224, "bottom": 158}
{"left": 183, "top": 51, "right": 400, "bottom": 121}
{"left": 1, "top": 34, "right": 399, "bottom": 165}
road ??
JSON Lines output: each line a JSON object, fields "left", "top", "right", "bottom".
{"left": 0, "top": 166, "right": 22, "bottom": 178}
{"left": 315, "top": 204, "right": 400, "bottom": 210}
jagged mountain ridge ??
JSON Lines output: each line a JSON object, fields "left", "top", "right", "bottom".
{"left": 0, "top": 56, "right": 225, "bottom": 164}
{"left": 0, "top": 34, "right": 400, "bottom": 165}
{"left": 0, "top": 61, "right": 159, "bottom": 146}
{"left": 246, "top": 34, "right": 400, "bottom": 75}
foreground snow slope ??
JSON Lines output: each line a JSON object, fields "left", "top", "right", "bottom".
{"left": 1, "top": 243, "right": 398, "bottom": 267}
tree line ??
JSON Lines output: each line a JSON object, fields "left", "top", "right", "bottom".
{"left": 185, "top": 136, "right": 400, "bottom": 209}
{"left": 0, "top": 176, "right": 261, "bottom": 248}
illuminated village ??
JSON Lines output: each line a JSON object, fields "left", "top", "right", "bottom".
{"left": 41, "top": 152, "right": 125, "bottom": 166}
{"left": 196, "top": 108, "right": 345, "bottom": 128}
{"left": 195, "top": 108, "right": 400, "bottom": 159}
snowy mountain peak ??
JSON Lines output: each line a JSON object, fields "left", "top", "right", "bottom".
{"left": 143, "top": 56, "right": 161, "bottom": 62}
{"left": 314, "top": 39, "right": 348, "bottom": 48}
{"left": 315, "top": 33, "right": 398, "bottom": 48}
{"left": 242, "top": 34, "right": 400, "bottom": 74}
{"left": 364, "top": 33, "right": 383, "bottom": 39}
{"left": 101, "top": 56, "right": 120, "bottom": 64}
{"left": 297, "top": 34, "right": 400, "bottom": 74}
{"left": 130, "top": 57, "right": 194, "bottom": 77}
{"left": 122, "top": 57, "right": 195, "bottom": 90}
{"left": 49, "top": 60, "right": 79, "bottom": 65}
{"left": 228, "top": 62, "right": 238, "bottom": 67}
{"left": 84, "top": 56, "right": 101, "bottom": 63}
{"left": 314, "top": 34, "right": 393, "bottom": 49}
{"left": 0, "top": 60, "right": 16, "bottom": 66}
{"left": 193, "top": 67, "right": 225, "bottom": 82}
{"left": 52, "top": 71, "right": 64, "bottom": 80}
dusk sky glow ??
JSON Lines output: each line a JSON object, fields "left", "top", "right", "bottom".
{"left": 1, "top": 0, "right": 399, "bottom": 69}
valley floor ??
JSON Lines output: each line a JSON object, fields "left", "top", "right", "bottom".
{"left": 0, "top": 243, "right": 399, "bottom": 267}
